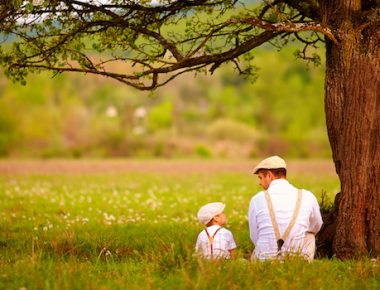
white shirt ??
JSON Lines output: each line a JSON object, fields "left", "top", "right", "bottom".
{"left": 195, "top": 225, "right": 237, "bottom": 259}
{"left": 248, "top": 179, "right": 323, "bottom": 260}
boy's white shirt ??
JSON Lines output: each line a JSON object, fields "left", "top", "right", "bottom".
{"left": 195, "top": 225, "right": 237, "bottom": 259}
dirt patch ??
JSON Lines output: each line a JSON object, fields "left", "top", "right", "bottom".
{"left": 0, "top": 159, "right": 336, "bottom": 175}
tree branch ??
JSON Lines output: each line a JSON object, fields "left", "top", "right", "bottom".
{"left": 1, "top": 1, "right": 333, "bottom": 90}
{"left": 228, "top": 17, "right": 337, "bottom": 44}
{"left": 284, "top": 0, "right": 320, "bottom": 20}
{"left": 8, "top": 29, "right": 281, "bottom": 90}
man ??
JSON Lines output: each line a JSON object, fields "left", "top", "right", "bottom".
{"left": 248, "top": 156, "right": 323, "bottom": 261}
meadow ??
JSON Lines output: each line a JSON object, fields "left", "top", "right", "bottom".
{"left": 0, "top": 160, "right": 378, "bottom": 290}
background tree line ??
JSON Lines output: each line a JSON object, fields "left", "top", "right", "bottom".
{"left": 0, "top": 45, "right": 328, "bottom": 159}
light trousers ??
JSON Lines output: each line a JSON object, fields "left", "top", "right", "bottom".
{"left": 250, "top": 233, "right": 316, "bottom": 262}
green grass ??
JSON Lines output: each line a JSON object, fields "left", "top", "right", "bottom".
{"left": 0, "top": 163, "right": 378, "bottom": 289}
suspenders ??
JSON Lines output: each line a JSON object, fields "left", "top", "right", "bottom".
{"left": 205, "top": 227, "right": 222, "bottom": 258}
{"left": 264, "top": 189, "right": 303, "bottom": 253}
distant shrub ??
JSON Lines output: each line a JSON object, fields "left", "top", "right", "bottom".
{"left": 213, "top": 140, "right": 253, "bottom": 158}
{"left": 147, "top": 101, "right": 173, "bottom": 131}
{"left": 255, "top": 136, "right": 290, "bottom": 157}
{"left": 153, "top": 142, "right": 165, "bottom": 157}
{"left": 207, "top": 118, "right": 257, "bottom": 143}
{"left": 256, "top": 134, "right": 331, "bottom": 159}
{"left": 195, "top": 144, "right": 212, "bottom": 158}
{"left": 0, "top": 113, "right": 16, "bottom": 156}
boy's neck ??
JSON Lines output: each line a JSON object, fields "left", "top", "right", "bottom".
{"left": 206, "top": 223, "right": 222, "bottom": 228}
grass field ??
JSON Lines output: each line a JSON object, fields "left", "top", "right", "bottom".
{"left": 0, "top": 160, "right": 378, "bottom": 289}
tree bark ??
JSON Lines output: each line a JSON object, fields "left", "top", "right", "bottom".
{"left": 323, "top": 0, "right": 380, "bottom": 258}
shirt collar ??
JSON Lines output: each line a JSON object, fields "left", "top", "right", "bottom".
{"left": 206, "top": 224, "right": 221, "bottom": 231}
{"left": 269, "top": 178, "right": 289, "bottom": 188}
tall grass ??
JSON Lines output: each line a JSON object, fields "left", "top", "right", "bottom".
{"left": 0, "top": 164, "right": 378, "bottom": 289}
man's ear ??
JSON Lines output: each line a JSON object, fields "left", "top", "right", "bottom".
{"left": 268, "top": 171, "right": 275, "bottom": 180}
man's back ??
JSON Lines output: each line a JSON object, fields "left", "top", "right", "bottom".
{"left": 248, "top": 179, "right": 323, "bottom": 260}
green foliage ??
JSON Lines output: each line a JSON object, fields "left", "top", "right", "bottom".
{"left": 147, "top": 100, "right": 173, "bottom": 131}
{"left": 0, "top": 43, "right": 329, "bottom": 158}
{"left": 207, "top": 118, "right": 257, "bottom": 143}
{"left": 0, "top": 113, "right": 16, "bottom": 156}
{"left": 195, "top": 144, "right": 212, "bottom": 158}
{"left": 0, "top": 0, "right": 333, "bottom": 159}
{"left": 0, "top": 0, "right": 326, "bottom": 90}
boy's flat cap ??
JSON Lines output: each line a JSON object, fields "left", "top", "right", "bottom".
{"left": 197, "top": 202, "right": 225, "bottom": 225}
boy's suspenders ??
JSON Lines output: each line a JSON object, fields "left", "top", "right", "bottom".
{"left": 205, "top": 227, "right": 222, "bottom": 258}
{"left": 264, "top": 189, "right": 303, "bottom": 253}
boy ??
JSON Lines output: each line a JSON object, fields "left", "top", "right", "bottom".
{"left": 195, "top": 202, "right": 237, "bottom": 259}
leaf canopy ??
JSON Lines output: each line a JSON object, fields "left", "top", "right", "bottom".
{"left": 0, "top": 0, "right": 377, "bottom": 89}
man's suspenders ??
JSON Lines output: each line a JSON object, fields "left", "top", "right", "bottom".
{"left": 205, "top": 227, "right": 222, "bottom": 258}
{"left": 264, "top": 189, "right": 303, "bottom": 253}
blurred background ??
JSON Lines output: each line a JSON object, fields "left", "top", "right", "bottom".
{"left": 0, "top": 44, "right": 330, "bottom": 160}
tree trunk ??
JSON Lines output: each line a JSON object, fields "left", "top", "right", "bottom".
{"left": 323, "top": 0, "right": 380, "bottom": 258}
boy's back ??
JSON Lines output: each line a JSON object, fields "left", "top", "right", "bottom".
{"left": 195, "top": 224, "right": 236, "bottom": 259}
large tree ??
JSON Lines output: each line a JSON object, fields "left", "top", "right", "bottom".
{"left": 0, "top": 0, "right": 379, "bottom": 259}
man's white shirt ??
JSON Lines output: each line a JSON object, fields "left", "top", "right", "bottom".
{"left": 195, "top": 225, "right": 237, "bottom": 259}
{"left": 248, "top": 179, "right": 323, "bottom": 260}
